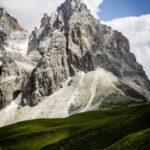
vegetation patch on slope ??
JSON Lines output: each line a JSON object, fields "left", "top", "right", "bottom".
{"left": 106, "top": 128, "right": 150, "bottom": 150}
{"left": 0, "top": 104, "right": 150, "bottom": 150}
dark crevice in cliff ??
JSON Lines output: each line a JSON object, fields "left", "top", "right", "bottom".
{"left": 13, "top": 90, "right": 22, "bottom": 100}
{"left": 59, "top": 2, "right": 75, "bottom": 77}
{"left": 0, "top": 66, "right": 2, "bottom": 76}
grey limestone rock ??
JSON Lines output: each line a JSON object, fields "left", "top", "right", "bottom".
{"left": 0, "top": 8, "right": 30, "bottom": 109}
{"left": 23, "top": 0, "right": 150, "bottom": 106}
{"left": 0, "top": 0, "right": 150, "bottom": 110}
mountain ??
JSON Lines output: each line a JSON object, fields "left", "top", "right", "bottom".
{"left": 0, "top": 7, "right": 28, "bottom": 56}
{"left": 0, "top": 7, "right": 36, "bottom": 110}
{"left": 0, "top": 0, "right": 150, "bottom": 127}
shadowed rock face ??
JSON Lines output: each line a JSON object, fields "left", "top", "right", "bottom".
{"left": 0, "top": 31, "right": 7, "bottom": 52}
{"left": 0, "top": 89, "right": 4, "bottom": 108}
{"left": 24, "top": 0, "right": 150, "bottom": 106}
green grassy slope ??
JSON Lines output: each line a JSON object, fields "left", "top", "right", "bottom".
{"left": 106, "top": 128, "right": 150, "bottom": 150}
{"left": 0, "top": 105, "right": 150, "bottom": 150}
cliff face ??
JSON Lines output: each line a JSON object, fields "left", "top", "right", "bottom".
{"left": 0, "top": 0, "right": 150, "bottom": 126}
{"left": 0, "top": 8, "right": 34, "bottom": 109}
{"left": 0, "top": 7, "right": 27, "bottom": 55}
{"left": 0, "top": 7, "right": 28, "bottom": 66}
{"left": 24, "top": 0, "right": 150, "bottom": 106}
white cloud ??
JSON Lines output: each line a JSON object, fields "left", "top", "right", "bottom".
{"left": 1, "top": 0, "right": 64, "bottom": 31}
{"left": 0, "top": 0, "right": 103, "bottom": 31}
{"left": 104, "top": 14, "right": 150, "bottom": 78}
{"left": 85, "top": 0, "right": 103, "bottom": 19}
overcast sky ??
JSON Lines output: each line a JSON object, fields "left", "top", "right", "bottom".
{"left": 0, "top": 0, "right": 103, "bottom": 31}
{"left": 0, "top": 0, "right": 150, "bottom": 78}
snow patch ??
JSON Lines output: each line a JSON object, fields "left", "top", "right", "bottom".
{"left": 81, "top": 71, "right": 98, "bottom": 112}
{"left": 2, "top": 93, "right": 22, "bottom": 113}
{"left": 16, "top": 61, "right": 34, "bottom": 71}
{"left": 4, "top": 39, "right": 28, "bottom": 56}
{"left": 0, "top": 93, "right": 22, "bottom": 127}
{"left": 61, "top": 71, "right": 85, "bottom": 117}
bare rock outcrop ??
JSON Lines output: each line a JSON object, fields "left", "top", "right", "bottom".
{"left": 24, "top": 0, "right": 150, "bottom": 106}
{"left": 0, "top": 8, "right": 32, "bottom": 109}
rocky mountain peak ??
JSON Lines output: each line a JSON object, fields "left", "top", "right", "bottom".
{"left": 59, "top": 0, "right": 85, "bottom": 12}
{"left": 25, "top": 0, "right": 150, "bottom": 108}
{"left": 57, "top": 0, "right": 90, "bottom": 21}
{"left": 40, "top": 13, "right": 50, "bottom": 28}
{"left": 0, "top": 7, "right": 24, "bottom": 34}
{"left": 0, "top": 7, "right": 28, "bottom": 53}
{"left": 0, "top": 7, "right": 6, "bottom": 15}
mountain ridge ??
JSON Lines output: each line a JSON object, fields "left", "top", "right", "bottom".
{"left": 0, "top": 0, "right": 150, "bottom": 127}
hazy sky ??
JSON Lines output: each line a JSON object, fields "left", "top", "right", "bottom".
{"left": 0, "top": 0, "right": 103, "bottom": 31}
{"left": 0, "top": 0, "right": 150, "bottom": 78}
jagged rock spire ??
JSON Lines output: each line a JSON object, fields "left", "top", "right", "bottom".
{"left": 40, "top": 13, "right": 50, "bottom": 28}
{"left": 58, "top": 0, "right": 88, "bottom": 14}
{"left": 0, "top": 7, "right": 6, "bottom": 15}
{"left": 0, "top": 7, "right": 24, "bottom": 34}
{"left": 24, "top": 0, "right": 150, "bottom": 107}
